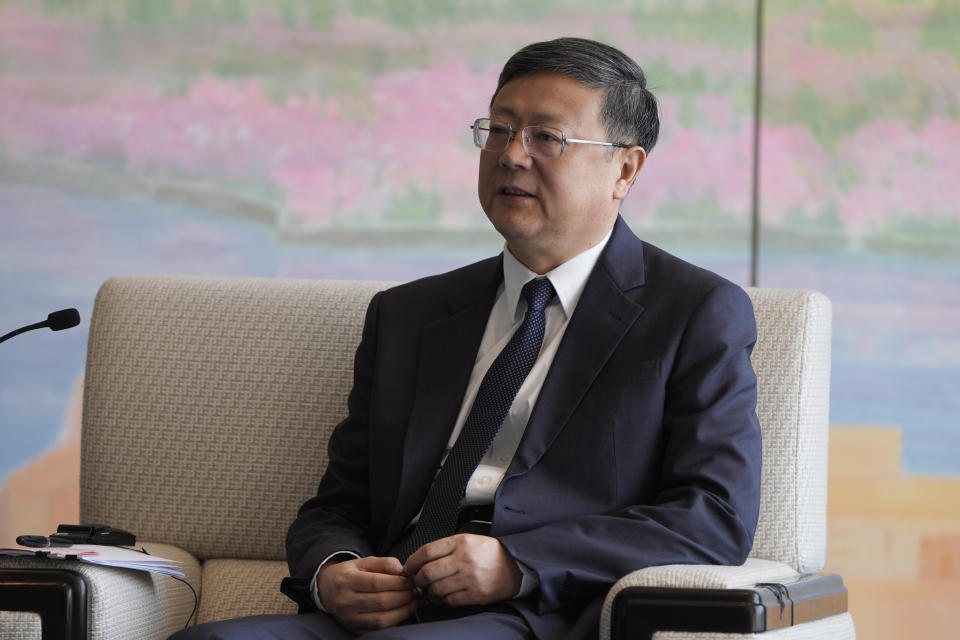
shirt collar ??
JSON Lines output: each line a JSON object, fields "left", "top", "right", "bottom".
{"left": 502, "top": 227, "right": 614, "bottom": 321}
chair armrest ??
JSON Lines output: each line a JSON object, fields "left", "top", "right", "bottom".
{"left": 0, "top": 542, "right": 200, "bottom": 640}
{"left": 0, "top": 568, "right": 86, "bottom": 640}
{"left": 601, "top": 559, "right": 845, "bottom": 640}
{"left": 608, "top": 559, "right": 801, "bottom": 594}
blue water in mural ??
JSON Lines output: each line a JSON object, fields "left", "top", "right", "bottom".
{"left": 2, "top": 180, "right": 958, "bottom": 479}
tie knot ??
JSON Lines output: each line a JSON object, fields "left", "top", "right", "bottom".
{"left": 521, "top": 277, "right": 556, "bottom": 313}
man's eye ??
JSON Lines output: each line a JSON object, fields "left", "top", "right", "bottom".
{"left": 489, "top": 126, "right": 511, "bottom": 135}
{"left": 535, "top": 132, "right": 561, "bottom": 144}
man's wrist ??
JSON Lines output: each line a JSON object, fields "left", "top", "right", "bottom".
{"left": 310, "top": 551, "right": 361, "bottom": 611}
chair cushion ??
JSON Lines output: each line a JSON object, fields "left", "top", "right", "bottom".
{"left": 197, "top": 559, "right": 297, "bottom": 624}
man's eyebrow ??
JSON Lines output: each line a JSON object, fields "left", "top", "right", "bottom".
{"left": 491, "top": 106, "right": 571, "bottom": 127}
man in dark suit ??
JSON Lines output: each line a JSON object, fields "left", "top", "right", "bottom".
{"left": 172, "top": 37, "right": 761, "bottom": 640}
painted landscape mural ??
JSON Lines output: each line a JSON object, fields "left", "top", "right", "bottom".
{"left": 1, "top": 1, "right": 958, "bottom": 636}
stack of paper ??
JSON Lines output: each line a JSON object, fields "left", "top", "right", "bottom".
{"left": 0, "top": 544, "right": 185, "bottom": 578}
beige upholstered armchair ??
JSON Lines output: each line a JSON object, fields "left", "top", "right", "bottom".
{"left": 0, "top": 276, "right": 854, "bottom": 639}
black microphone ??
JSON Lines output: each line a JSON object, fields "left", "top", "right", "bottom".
{"left": 47, "top": 308, "right": 81, "bottom": 331}
{"left": 0, "top": 308, "right": 81, "bottom": 345}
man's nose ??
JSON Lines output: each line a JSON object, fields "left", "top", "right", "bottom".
{"left": 499, "top": 131, "right": 532, "bottom": 168}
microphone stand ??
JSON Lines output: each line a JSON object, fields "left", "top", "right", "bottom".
{"left": 0, "top": 321, "right": 50, "bottom": 345}
{"left": 0, "top": 309, "right": 81, "bottom": 345}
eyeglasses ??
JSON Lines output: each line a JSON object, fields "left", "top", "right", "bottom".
{"left": 471, "top": 117, "right": 629, "bottom": 159}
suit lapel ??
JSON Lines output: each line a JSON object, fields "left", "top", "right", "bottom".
{"left": 508, "top": 217, "right": 647, "bottom": 478}
{"left": 384, "top": 258, "right": 502, "bottom": 544}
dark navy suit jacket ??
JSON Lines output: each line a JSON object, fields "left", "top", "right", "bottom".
{"left": 286, "top": 217, "right": 762, "bottom": 639}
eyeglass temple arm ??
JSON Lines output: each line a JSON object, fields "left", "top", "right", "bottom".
{"left": 470, "top": 123, "right": 629, "bottom": 149}
{"left": 565, "top": 137, "right": 630, "bottom": 148}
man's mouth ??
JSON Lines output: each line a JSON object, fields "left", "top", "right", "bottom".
{"left": 500, "top": 186, "right": 534, "bottom": 197}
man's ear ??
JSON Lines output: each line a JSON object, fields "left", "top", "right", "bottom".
{"left": 613, "top": 146, "right": 646, "bottom": 201}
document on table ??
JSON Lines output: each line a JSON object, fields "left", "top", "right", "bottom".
{"left": 0, "top": 543, "right": 185, "bottom": 578}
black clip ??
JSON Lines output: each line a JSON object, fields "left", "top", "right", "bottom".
{"left": 757, "top": 582, "right": 793, "bottom": 624}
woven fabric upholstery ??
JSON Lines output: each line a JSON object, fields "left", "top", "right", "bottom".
{"left": 605, "top": 558, "right": 802, "bottom": 593}
{"left": 0, "top": 543, "right": 199, "bottom": 640}
{"left": 650, "top": 613, "right": 855, "bottom": 639}
{"left": 743, "top": 288, "right": 831, "bottom": 574}
{"left": 0, "top": 612, "right": 41, "bottom": 640}
{"left": 80, "top": 276, "right": 389, "bottom": 561}
{"left": 62, "top": 277, "right": 841, "bottom": 638}
{"left": 196, "top": 559, "right": 296, "bottom": 624}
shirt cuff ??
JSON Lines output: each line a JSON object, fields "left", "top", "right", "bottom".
{"left": 309, "top": 551, "right": 362, "bottom": 611}
{"left": 515, "top": 559, "right": 540, "bottom": 598}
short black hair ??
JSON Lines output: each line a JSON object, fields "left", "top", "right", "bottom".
{"left": 492, "top": 37, "right": 660, "bottom": 153}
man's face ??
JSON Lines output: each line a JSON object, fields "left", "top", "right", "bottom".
{"left": 478, "top": 72, "right": 638, "bottom": 273}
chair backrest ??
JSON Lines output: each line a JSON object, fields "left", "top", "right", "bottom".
{"left": 745, "top": 287, "right": 831, "bottom": 574}
{"left": 81, "top": 277, "right": 830, "bottom": 573}
{"left": 80, "top": 276, "right": 387, "bottom": 561}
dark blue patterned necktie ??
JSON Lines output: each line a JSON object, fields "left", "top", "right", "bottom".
{"left": 390, "top": 277, "right": 557, "bottom": 562}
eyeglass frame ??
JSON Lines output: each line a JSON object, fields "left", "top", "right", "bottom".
{"left": 471, "top": 117, "right": 630, "bottom": 158}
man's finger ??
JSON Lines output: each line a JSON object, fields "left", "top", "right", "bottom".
{"left": 348, "top": 587, "right": 419, "bottom": 613}
{"left": 353, "top": 555, "right": 405, "bottom": 575}
{"left": 423, "top": 571, "right": 470, "bottom": 600}
{"left": 348, "top": 570, "right": 414, "bottom": 593}
{"left": 403, "top": 535, "right": 457, "bottom": 576}
{"left": 336, "top": 556, "right": 413, "bottom": 593}
{"left": 410, "top": 554, "right": 458, "bottom": 588}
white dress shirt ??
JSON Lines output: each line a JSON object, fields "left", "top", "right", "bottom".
{"left": 310, "top": 228, "right": 613, "bottom": 608}
{"left": 449, "top": 229, "right": 613, "bottom": 506}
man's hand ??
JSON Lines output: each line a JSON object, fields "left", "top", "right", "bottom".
{"left": 403, "top": 534, "right": 523, "bottom": 607}
{"left": 316, "top": 556, "right": 418, "bottom": 633}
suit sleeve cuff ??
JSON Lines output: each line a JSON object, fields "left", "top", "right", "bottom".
{"left": 515, "top": 558, "right": 540, "bottom": 598}
{"left": 309, "top": 551, "right": 362, "bottom": 611}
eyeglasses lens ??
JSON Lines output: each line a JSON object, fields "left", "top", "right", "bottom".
{"left": 524, "top": 127, "right": 563, "bottom": 158}
{"left": 473, "top": 119, "right": 564, "bottom": 158}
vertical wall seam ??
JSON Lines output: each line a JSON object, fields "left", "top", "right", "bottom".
{"left": 750, "top": 0, "right": 765, "bottom": 287}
